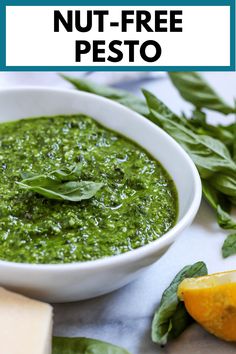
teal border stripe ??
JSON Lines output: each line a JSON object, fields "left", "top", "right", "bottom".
{"left": 0, "top": 0, "right": 235, "bottom": 71}
{"left": 0, "top": 3, "right": 6, "bottom": 69}
{"left": 1, "top": 0, "right": 233, "bottom": 5}
{"left": 230, "top": 0, "right": 235, "bottom": 69}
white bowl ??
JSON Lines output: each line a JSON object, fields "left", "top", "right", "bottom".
{"left": 0, "top": 87, "right": 201, "bottom": 302}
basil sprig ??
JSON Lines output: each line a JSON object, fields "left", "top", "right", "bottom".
{"left": 52, "top": 337, "right": 131, "bottom": 354}
{"left": 17, "top": 165, "right": 103, "bottom": 202}
{"left": 61, "top": 74, "right": 236, "bottom": 258}
{"left": 152, "top": 262, "right": 208, "bottom": 346}
{"left": 143, "top": 89, "right": 236, "bottom": 178}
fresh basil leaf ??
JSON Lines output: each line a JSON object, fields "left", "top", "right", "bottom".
{"left": 202, "top": 180, "right": 236, "bottom": 230}
{"left": 61, "top": 75, "right": 149, "bottom": 117}
{"left": 17, "top": 166, "right": 103, "bottom": 202}
{"left": 169, "top": 302, "right": 193, "bottom": 339}
{"left": 202, "top": 180, "right": 231, "bottom": 213}
{"left": 52, "top": 337, "right": 131, "bottom": 354}
{"left": 202, "top": 180, "right": 219, "bottom": 210}
{"left": 222, "top": 233, "right": 236, "bottom": 258}
{"left": 168, "top": 72, "right": 235, "bottom": 115}
{"left": 143, "top": 90, "right": 236, "bottom": 178}
{"left": 191, "top": 109, "right": 207, "bottom": 124}
{"left": 202, "top": 174, "right": 236, "bottom": 230}
{"left": 17, "top": 179, "right": 103, "bottom": 202}
{"left": 151, "top": 261, "right": 207, "bottom": 346}
{"left": 135, "top": 84, "right": 174, "bottom": 119}
{"left": 217, "top": 206, "right": 236, "bottom": 230}
{"left": 210, "top": 174, "right": 236, "bottom": 198}
{"left": 189, "top": 111, "right": 234, "bottom": 148}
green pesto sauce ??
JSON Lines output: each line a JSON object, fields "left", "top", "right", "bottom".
{"left": 0, "top": 115, "right": 178, "bottom": 264}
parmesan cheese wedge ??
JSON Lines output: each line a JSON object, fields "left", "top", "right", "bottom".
{"left": 0, "top": 287, "right": 53, "bottom": 354}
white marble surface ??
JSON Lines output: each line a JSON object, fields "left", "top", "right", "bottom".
{"left": 1, "top": 72, "right": 236, "bottom": 353}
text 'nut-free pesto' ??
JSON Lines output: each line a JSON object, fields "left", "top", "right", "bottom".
{"left": 0, "top": 115, "right": 178, "bottom": 264}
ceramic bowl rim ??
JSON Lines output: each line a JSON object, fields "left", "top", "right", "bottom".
{"left": 0, "top": 87, "right": 202, "bottom": 271}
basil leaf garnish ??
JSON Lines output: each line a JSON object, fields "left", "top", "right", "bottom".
{"left": 52, "top": 337, "right": 131, "bottom": 354}
{"left": 151, "top": 262, "right": 208, "bottom": 346}
{"left": 17, "top": 180, "right": 103, "bottom": 202}
{"left": 17, "top": 166, "right": 103, "bottom": 202}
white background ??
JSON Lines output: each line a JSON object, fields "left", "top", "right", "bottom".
{"left": 6, "top": 6, "right": 231, "bottom": 67}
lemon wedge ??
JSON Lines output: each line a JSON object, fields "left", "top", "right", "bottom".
{"left": 178, "top": 270, "right": 236, "bottom": 342}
